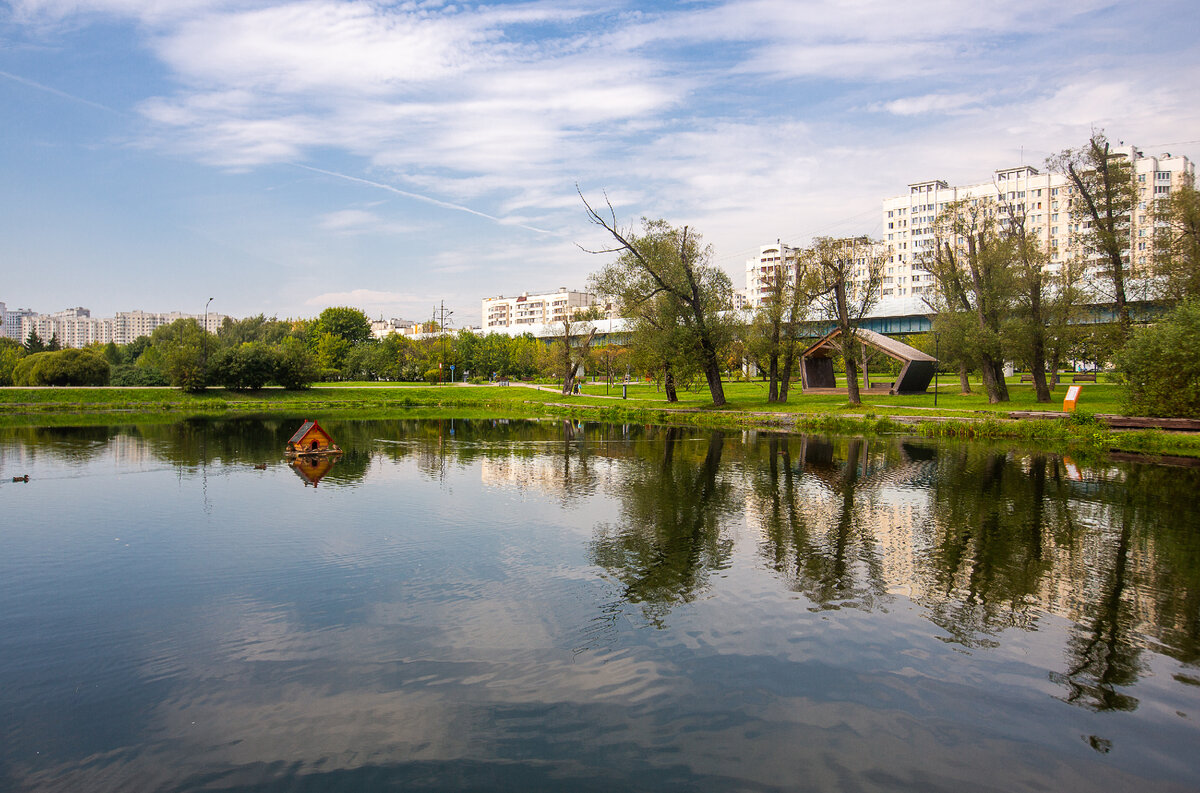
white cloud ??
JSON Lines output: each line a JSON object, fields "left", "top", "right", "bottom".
{"left": 878, "top": 92, "right": 982, "bottom": 116}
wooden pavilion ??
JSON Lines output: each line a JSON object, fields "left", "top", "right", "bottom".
{"left": 800, "top": 328, "right": 937, "bottom": 395}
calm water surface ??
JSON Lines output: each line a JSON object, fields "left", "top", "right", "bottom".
{"left": 1, "top": 418, "right": 1198, "bottom": 792}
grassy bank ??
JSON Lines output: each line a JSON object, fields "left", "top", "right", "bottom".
{"left": 2, "top": 378, "right": 1197, "bottom": 459}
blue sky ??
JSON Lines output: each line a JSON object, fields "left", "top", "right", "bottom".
{"left": 2, "top": 0, "right": 1198, "bottom": 326}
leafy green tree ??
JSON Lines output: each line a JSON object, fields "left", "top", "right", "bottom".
{"left": 212, "top": 342, "right": 277, "bottom": 390}
{"left": 46, "top": 333, "right": 62, "bottom": 352}
{"left": 0, "top": 338, "right": 24, "bottom": 386}
{"left": 274, "top": 337, "right": 319, "bottom": 390}
{"left": 151, "top": 318, "right": 210, "bottom": 392}
{"left": 313, "top": 331, "right": 352, "bottom": 375}
{"left": 313, "top": 306, "right": 372, "bottom": 345}
{"left": 24, "top": 329, "right": 45, "bottom": 354}
{"left": 922, "top": 201, "right": 1013, "bottom": 403}
{"left": 1116, "top": 298, "right": 1200, "bottom": 417}
{"left": 218, "top": 314, "right": 292, "bottom": 347}
{"left": 12, "top": 349, "right": 110, "bottom": 386}
{"left": 101, "top": 341, "right": 124, "bottom": 366}
{"left": 810, "top": 235, "right": 886, "bottom": 405}
{"left": 124, "top": 335, "right": 152, "bottom": 363}
{"left": 1047, "top": 131, "right": 1138, "bottom": 338}
{"left": 583, "top": 199, "right": 735, "bottom": 406}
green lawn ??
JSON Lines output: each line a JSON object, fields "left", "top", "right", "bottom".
{"left": 575, "top": 376, "right": 1125, "bottom": 417}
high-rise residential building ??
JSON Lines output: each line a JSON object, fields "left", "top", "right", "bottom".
{"left": 880, "top": 145, "right": 1194, "bottom": 300}
{"left": 481, "top": 288, "right": 606, "bottom": 329}
{"left": 744, "top": 144, "right": 1195, "bottom": 311}
{"left": 0, "top": 306, "right": 229, "bottom": 347}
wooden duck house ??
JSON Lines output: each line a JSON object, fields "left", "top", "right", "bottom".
{"left": 286, "top": 419, "right": 341, "bottom": 457}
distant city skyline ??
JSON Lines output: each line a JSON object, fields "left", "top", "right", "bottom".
{"left": 3, "top": 0, "right": 1199, "bottom": 326}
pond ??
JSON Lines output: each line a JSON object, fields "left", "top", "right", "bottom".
{"left": 1, "top": 418, "right": 1198, "bottom": 792}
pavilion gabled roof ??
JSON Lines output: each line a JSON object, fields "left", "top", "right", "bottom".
{"left": 801, "top": 327, "right": 935, "bottom": 364}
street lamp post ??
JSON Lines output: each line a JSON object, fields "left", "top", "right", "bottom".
{"left": 203, "top": 297, "right": 214, "bottom": 385}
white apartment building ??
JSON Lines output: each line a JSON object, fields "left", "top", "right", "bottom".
{"left": 744, "top": 243, "right": 804, "bottom": 308}
{"left": 880, "top": 145, "right": 1194, "bottom": 300}
{"left": 482, "top": 288, "right": 604, "bottom": 329}
{"left": 1, "top": 306, "right": 229, "bottom": 347}
{"left": 744, "top": 145, "right": 1194, "bottom": 311}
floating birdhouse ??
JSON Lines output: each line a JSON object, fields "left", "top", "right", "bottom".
{"left": 286, "top": 419, "right": 341, "bottom": 457}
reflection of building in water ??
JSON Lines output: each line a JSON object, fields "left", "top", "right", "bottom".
{"left": 479, "top": 453, "right": 622, "bottom": 499}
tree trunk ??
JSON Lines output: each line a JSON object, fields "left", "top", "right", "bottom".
{"left": 958, "top": 363, "right": 972, "bottom": 394}
{"left": 979, "top": 352, "right": 1007, "bottom": 404}
{"left": 767, "top": 350, "right": 779, "bottom": 402}
{"left": 664, "top": 363, "right": 678, "bottom": 402}
{"left": 698, "top": 334, "right": 726, "bottom": 406}
{"left": 778, "top": 350, "right": 795, "bottom": 402}
{"left": 846, "top": 356, "right": 861, "bottom": 405}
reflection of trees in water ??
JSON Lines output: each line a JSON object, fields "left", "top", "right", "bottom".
{"left": 922, "top": 450, "right": 1061, "bottom": 647}
{"left": 588, "top": 429, "right": 736, "bottom": 627}
{"left": 0, "top": 425, "right": 117, "bottom": 465}
{"left": 750, "top": 434, "right": 910, "bottom": 611}
{"left": 745, "top": 435, "right": 1200, "bottom": 713}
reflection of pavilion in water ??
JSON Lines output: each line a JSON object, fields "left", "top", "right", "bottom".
{"left": 290, "top": 455, "right": 338, "bottom": 487}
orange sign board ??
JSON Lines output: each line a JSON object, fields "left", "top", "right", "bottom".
{"left": 1063, "top": 385, "right": 1082, "bottom": 413}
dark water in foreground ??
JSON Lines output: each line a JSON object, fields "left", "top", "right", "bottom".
{"left": 1, "top": 418, "right": 1198, "bottom": 792}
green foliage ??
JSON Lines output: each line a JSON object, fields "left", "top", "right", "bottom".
{"left": 151, "top": 318, "right": 210, "bottom": 392}
{"left": 424, "top": 367, "right": 442, "bottom": 385}
{"left": 273, "top": 337, "right": 319, "bottom": 390}
{"left": 313, "top": 306, "right": 372, "bottom": 345}
{"left": 218, "top": 314, "right": 293, "bottom": 347}
{"left": 1155, "top": 177, "right": 1200, "bottom": 301}
{"left": 110, "top": 363, "right": 170, "bottom": 387}
{"left": 12, "top": 349, "right": 110, "bottom": 386}
{"left": 0, "top": 339, "right": 25, "bottom": 386}
{"left": 313, "top": 331, "right": 352, "bottom": 373}
{"left": 212, "top": 342, "right": 277, "bottom": 391}
{"left": 1116, "top": 299, "right": 1200, "bottom": 417}
{"left": 24, "top": 329, "right": 45, "bottom": 354}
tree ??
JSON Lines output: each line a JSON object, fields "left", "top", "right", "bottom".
{"left": 556, "top": 306, "right": 602, "bottom": 395}
{"left": 274, "top": 337, "right": 319, "bottom": 390}
{"left": 12, "top": 349, "right": 110, "bottom": 386}
{"left": 1046, "top": 131, "right": 1138, "bottom": 338}
{"left": 749, "top": 244, "right": 818, "bottom": 403}
{"left": 921, "top": 201, "right": 1012, "bottom": 403}
{"left": 312, "top": 306, "right": 373, "bottom": 345}
{"left": 997, "top": 201, "right": 1082, "bottom": 402}
{"left": 810, "top": 236, "right": 885, "bottom": 405}
{"left": 0, "top": 338, "right": 23, "bottom": 386}
{"left": 1154, "top": 175, "right": 1200, "bottom": 302}
{"left": 151, "top": 318, "right": 209, "bottom": 392}
{"left": 581, "top": 195, "right": 735, "bottom": 406}
{"left": 23, "top": 329, "right": 45, "bottom": 355}
{"left": 212, "top": 342, "right": 277, "bottom": 390}
{"left": 1116, "top": 298, "right": 1200, "bottom": 418}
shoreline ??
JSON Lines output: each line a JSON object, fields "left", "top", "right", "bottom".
{"left": 3, "top": 383, "right": 1198, "bottom": 461}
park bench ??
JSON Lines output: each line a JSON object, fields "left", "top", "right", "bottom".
{"left": 1019, "top": 373, "right": 1059, "bottom": 384}
{"left": 1072, "top": 373, "right": 1097, "bottom": 383}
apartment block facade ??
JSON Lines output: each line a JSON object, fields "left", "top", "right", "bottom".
{"left": 879, "top": 145, "right": 1193, "bottom": 300}
{"left": 744, "top": 145, "right": 1194, "bottom": 309}
{"left": 0, "top": 305, "right": 229, "bottom": 347}
{"left": 482, "top": 288, "right": 604, "bottom": 329}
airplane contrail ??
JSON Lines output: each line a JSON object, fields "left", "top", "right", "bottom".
{"left": 0, "top": 70, "right": 123, "bottom": 115}
{"left": 293, "top": 164, "right": 554, "bottom": 235}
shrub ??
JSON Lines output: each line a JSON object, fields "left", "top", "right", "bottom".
{"left": 212, "top": 342, "right": 277, "bottom": 391}
{"left": 12, "top": 349, "right": 110, "bottom": 386}
{"left": 274, "top": 338, "right": 319, "bottom": 390}
{"left": 424, "top": 368, "right": 442, "bottom": 385}
{"left": 1116, "top": 299, "right": 1200, "bottom": 418}
{"left": 110, "top": 363, "right": 170, "bottom": 386}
